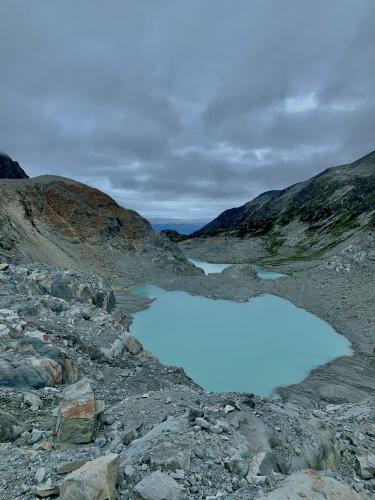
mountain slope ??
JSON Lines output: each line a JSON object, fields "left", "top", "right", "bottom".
{"left": 0, "top": 152, "right": 28, "bottom": 179}
{"left": 0, "top": 174, "right": 195, "bottom": 278}
{"left": 193, "top": 150, "right": 375, "bottom": 258}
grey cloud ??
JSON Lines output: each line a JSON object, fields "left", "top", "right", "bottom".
{"left": 0, "top": 0, "right": 374, "bottom": 220}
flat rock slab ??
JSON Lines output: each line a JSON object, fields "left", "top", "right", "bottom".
{"left": 60, "top": 453, "right": 119, "bottom": 500}
{"left": 134, "top": 471, "right": 182, "bottom": 500}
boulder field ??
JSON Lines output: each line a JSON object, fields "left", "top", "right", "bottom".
{"left": 0, "top": 262, "right": 374, "bottom": 499}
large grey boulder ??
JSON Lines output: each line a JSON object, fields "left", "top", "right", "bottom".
{"left": 150, "top": 440, "right": 191, "bottom": 471}
{"left": 0, "top": 409, "right": 23, "bottom": 442}
{"left": 257, "top": 470, "right": 362, "bottom": 499}
{"left": 134, "top": 471, "right": 182, "bottom": 500}
{"left": 121, "top": 416, "right": 186, "bottom": 467}
{"left": 355, "top": 453, "right": 375, "bottom": 479}
{"left": 60, "top": 453, "right": 119, "bottom": 500}
{"left": 56, "top": 377, "right": 104, "bottom": 443}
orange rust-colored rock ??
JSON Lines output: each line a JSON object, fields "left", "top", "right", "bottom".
{"left": 60, "top": 399, "right": 95, "bottom": 419}
{"left": 56, "top": 377, "right": 104, "bottom": 443}
{"left": 29, "top": 179, "right": 152, "bottom": 243}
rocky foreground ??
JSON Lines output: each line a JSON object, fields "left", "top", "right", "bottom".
{"left": 0, "top": 259, "right": 375, "bottom": 499}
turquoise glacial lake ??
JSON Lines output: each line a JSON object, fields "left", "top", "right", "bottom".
{"left": 131, "top": 285, "right": 350, "bottom": 396}
{"left": 188, "top": 258, "right": 286, "bottom": 280}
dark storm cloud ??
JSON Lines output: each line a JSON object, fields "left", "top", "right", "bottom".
{"left": 0, "top": 0, "right": 374, "bottom": 220}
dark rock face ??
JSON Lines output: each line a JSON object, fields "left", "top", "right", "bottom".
{"left": 0, "top": 153, "right": 28, "bottom": 179}
{"left": 160, "top": 229, "right": 187, "bottom": 243}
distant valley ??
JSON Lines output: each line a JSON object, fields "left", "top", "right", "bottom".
{"left": 152, "top": 222, "right": 204, "bottom": 235}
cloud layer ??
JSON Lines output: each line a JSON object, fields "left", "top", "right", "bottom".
{"left": 1, "top": 0, "right": 374, "bottom": 220}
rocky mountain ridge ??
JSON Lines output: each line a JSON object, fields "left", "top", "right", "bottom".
{"left": 193, "top": 150, "right": 375, "bottom": 260}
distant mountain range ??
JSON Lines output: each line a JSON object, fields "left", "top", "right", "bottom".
{"left": 193, "top": 150, "right": 375, "bottom": 258}
{"left": 3, "top": 149, "right": 373, "bottom": 263}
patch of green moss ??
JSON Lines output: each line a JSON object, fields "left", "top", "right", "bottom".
{"left": 330, "top": 210, "right": 360, "bottom": 236}
{"left": 258, "top": 238, "right": 345, "bottom": 266}
{"left": 264, "top": 231, "right": 285, "bottom": 256}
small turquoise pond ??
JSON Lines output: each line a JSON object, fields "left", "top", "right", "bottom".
{"left": 188, "top": 258, "right": 286, "bottom": 280}
{"left": 188, "top": 258, "right": 231, "bottom": 274}
{"left": 131, "top": 285, "right": 350, "bottom": 396}
{"left": 251, "top": 264, "right": 287, "bottom": 280}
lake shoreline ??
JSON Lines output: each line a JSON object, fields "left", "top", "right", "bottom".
{"left": 121, "top": 254, "right": 374, "bottom": 407}
{"left": 161, "top": 236, "right": 375, "bottom": 407}
{"left": 130, "top": 284, "right": 350, "bottom": 397}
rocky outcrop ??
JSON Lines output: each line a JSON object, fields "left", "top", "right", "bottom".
{"left": 60, "top": 453, "right": 119, "bottom": 500}
{"left": 0, "top": 152, "right": 28, "bottom": 179}
{"left": 0, "top": 317, "right": 78, "bottom": 388}
{"left": 13, "top": 267, "right": 117, "bottom": 313}
{"left": 56, "top": 378, "right": 104, "bottom": 443}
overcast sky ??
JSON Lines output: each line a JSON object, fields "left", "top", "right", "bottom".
{"left": 1, "top": 1, "right": 374, "bottom": 222}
